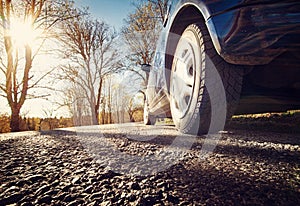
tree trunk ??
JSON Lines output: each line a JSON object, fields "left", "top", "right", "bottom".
{"left": 94, "top": 78, "right": 103, "bottom": 125}
{"left": 91, "top": 102, "right": 98, "bottom": 125}
{"left": 94, "top": 109, "right": 99, "bottom": 125}
{"left": 129, "top": 113, "right": 134, "bottom": 122}
{"left": 10, "top": 105, "right": 21, "bottom": 132}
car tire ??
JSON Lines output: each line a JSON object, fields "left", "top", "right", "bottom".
{"left": 170, "top": 23, "right": 243, "bottom": 135}
{"left": 144, "top": 101, "right": 156, "bottom": 125}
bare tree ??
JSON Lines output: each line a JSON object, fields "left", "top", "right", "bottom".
{"left": 58, "top": 12, "right": 119, "bottom": 125}
{"left": 62, "top": 84, "right": 90, "bottom": 126}
{"left": 127, "top": 97, "right": 135, "bottom": 122}
{"left": 122, "top": 0, "right": 170, "bottom": 64}
{"left": 0, "top": 0, "right": 76, "bottom": 131}
{"left": 105, "top": 75, "right": 113, "bottom": 124}
{"left": 41, "top": 108, "right": 59, "bottom": 130}
{"left": 109, "top": 74, "right": 144, "bottom": 123}
{"left": 112, "top": 82, "right": 121, "bottom": 123}
{"left": 112, "top": 82, "right": 127, "bottom": 123}
{"left": 142, "top": 0, "right": 170, "bottom": 24}
{"left": 121, "top": 0, "right": 167, "bottom": 96}
{"left": 122, "top": 2, "right": 160, "bottom": 66}
{"left": 99, "top": 75, "right": 113, "bottom": 124}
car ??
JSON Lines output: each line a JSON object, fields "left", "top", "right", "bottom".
{"left": 143, "top": 0, "right": 300, "bottom": 135}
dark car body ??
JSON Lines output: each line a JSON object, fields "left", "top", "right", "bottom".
{"left": 146, "top": 0, "right": 300, "bottom": 118}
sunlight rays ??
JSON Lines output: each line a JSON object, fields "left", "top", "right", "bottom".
{"left": 8, "top": 17, "right": 41, "bottom": 48}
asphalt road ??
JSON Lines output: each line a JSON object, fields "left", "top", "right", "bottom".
{"left": 0, "top": 123, "right": 299, "bottom": 205}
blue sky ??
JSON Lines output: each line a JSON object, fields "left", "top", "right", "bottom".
{"left": 75, "top": 0, "right": 135, "bottom": 29}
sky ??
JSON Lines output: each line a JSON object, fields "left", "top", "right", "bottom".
{"left": 76, "top": 0, "right": 135, "bottom": 29}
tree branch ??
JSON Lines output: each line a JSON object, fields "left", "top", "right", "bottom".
{"left": 28, "top": 66, "right": 57, "bottom": 90}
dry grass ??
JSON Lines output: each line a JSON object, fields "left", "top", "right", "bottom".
{"left": 228, "top": 110, "right": 300, "bottom": 133}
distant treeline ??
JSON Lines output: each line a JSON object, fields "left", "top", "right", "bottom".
{"left": 0, "top": 108, "right": 143, "bottom": 133}
{"left": 0, "top": 114, "right": 73, "bottom": 133}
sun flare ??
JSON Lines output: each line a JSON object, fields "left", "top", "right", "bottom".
{"left": 9, "top": 17, "right": 40, "bottom": 47}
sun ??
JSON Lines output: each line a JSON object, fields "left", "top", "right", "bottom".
{"left": 9, "top": 17, "right": 40, "bottom": 47}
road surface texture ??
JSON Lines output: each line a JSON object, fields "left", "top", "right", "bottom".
{"left": 0, "top": 123, "right": 299, "bottom": 205}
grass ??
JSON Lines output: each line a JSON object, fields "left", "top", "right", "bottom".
{"left": 228, "top": 110, "right": 300, "bottom": 133}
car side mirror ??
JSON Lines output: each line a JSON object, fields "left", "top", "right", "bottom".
{"left": 141, "top": 64, "right": 151, "bottom": 73}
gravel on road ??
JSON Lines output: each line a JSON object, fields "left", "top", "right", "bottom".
{"left": 0, "top": 125, "right": 299, "bottom": 205}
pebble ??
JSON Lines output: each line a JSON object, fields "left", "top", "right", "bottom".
{"left": 71, "top": 176, "right": 81, "bottom": 184}
{"left": 37, "top": 195, "right": 52, "bottom": 204}
{"left": 25, "top": 174, "right": 45, "bottom": 183}
{"left": 129, "top": 182, "right": 141, "bottom": 190}
{"left": 35, "top": 185, "right": 51, "bottom": 196}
